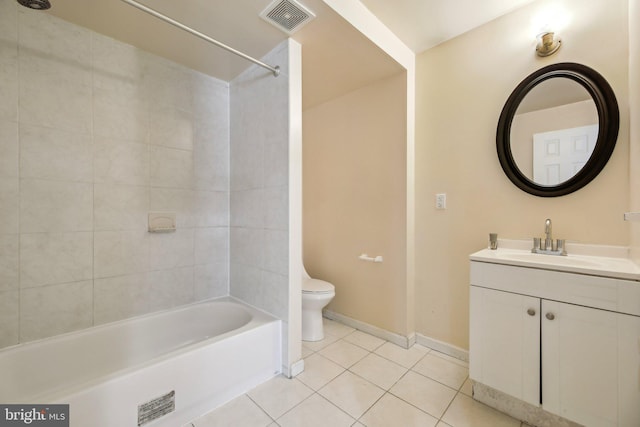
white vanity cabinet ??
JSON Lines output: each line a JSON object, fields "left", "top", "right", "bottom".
{"left": 470, "top": 256, "right": 640, "bottom": 427}
{"left": 470, "top": 286, "right": 540, "bottom": 406}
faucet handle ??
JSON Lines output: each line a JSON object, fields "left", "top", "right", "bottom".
{"left": 532, "top": 237, "right": 541, "bottom": 251}
{"left": 556, "top": 239, "right": 567, "bottom": 255}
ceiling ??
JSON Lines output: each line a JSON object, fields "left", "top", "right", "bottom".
{"left": 43, "top": 0, "right": 536, "bottom": 109}
{"left": 358, "top": 0, "right": 536, "bottom": 53}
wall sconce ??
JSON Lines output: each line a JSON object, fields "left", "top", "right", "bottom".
{"left": 531, "top": 3, "right": 570, "bottom": 57}
{"left": 536, "top": 31, "right": 561, "bottom": 57}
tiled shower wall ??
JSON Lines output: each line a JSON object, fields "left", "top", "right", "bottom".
{"left": 230, "top": 42, "right": 290, "bottom": 321}
{"left": 0, "top": 1, "right": 230, "bottom": 349}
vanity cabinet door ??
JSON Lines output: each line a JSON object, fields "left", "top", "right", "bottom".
{"left": 617, "top": 313, "right": 640, "bottom": 427}
{"left": 470, "top": 286, "right": 540, "bottom": 406}
{"left": 541, "top": 300, "right": 640, "bottom": 427}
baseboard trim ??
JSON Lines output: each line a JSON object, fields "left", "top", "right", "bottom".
{"left": 322, "top": 310, "right": 469, "bottom": 363}
{"left": 323, "top": 310, "right": 414, "bottom": 349}
{"left": 284, "top": 358, "right": 305, "bottom": 378}
{"left": 415, "top": 333, "right": 469, "bottom": 363}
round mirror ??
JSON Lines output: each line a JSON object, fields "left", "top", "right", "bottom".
{"left": 496, "top": 63, "right": 619, "bottom": 197}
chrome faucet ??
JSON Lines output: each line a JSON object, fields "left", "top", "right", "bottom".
{"left": 544, "top": 218, "right": 553, "bottom": 250}
{"left": 532, "top": 218, "right": 567, "bottom": 256}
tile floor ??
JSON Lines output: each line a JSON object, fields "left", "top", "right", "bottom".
{"left": 185, "top": 319, "right": 527, "bottom": 427}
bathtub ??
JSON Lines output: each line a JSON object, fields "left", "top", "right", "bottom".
{"left": 0, "top": 297, "right": 281, "bottom": 427}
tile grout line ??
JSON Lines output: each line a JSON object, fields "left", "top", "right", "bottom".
{"left": 244, "top": 392, "right": 279, "bottom": 425}
{"left": 197, "top": 324, "right": 470, "bottom": 426}
{"left": 341, "top": 333, "right": 468, "bottom": 425}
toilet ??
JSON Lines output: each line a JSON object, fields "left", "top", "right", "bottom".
{"left": 301, "top": 267, "right": 335, "bottom": 342}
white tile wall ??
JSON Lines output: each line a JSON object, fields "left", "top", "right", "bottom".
{"left": 0, "top": 0, "right": 18, "bottom": 123}
{"left": 0, "top": 178, "right": 18, "bottom": 234}
{"left": 0, "top": 290, "right": 18, "bottom": 348}
{"left": 0, "top": 120, "right": 18, "bottom": 177}
{"left": 94, "top": 183, "right": 148, "bottom": 231}
{"left": 94, "top": 138, "right": 149, "bottom": 185}
{"left": 93, "top": 273, "right": 149, "bottom": 324}
{"left": 20, "top": 179, "right": 94, "bottom": 232}
{"left": 229, "top": 41, "right": 290, "bottom": 322}
{"left": 0, "top": 0, "right": 233, "bottom": 348}
{"left": 19, "top": 232, "right": 93, "bottom": 287}
{"left": 0, "top": 234, "right": 18, "bottom": 292}
{"left": 20, "top": 124, "right": 93, "bottom": 182}
{"left": 20, "top": 281, "right": 93, "bottom": 342}
{"left": 93, "top": 231, "right": 149, "bottom": 279}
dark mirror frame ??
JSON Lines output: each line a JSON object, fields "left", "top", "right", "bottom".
{"left": 496, "top": 62, "right": 619, "bottom": 197}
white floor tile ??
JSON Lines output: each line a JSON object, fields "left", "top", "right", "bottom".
{"left": 389, "top": 371, "right": 457, "bottom": 419}
{"left": 302, "top": 333, "right": 340, "bottom": 352}
{"left": 350, "top": 352, "right": 408, "bottom": 390}
{"left": 186, "top": 323, "right": 523, "bottom": 427}
{"left": 319, "top": 339, "right": 369, "bottom": 368}
{"left": 276, "top": 393, "right": 355, "bottom": 427}
{"left": 323, "top": 318, "right": 356, "bottom": 338}
{"left": 297, "top": 353, "right": 345, "bottom": 390}
{"left": 441, "top": 393, "right": 521, "bottom": 427}
{"left": 412, "top": 353, "right": 469, "bottom": 390}
{"left": 374, "top": 341, "right": 430, "bottom": 368}
{"left": 246, "top": 375, "right": 313, "bottom": 419}
{"left": 430, "top": 350, "right": 469, "bottom": 368}
{"left": 343, "top": 330, "right": 386, "bottom": 351}
{"left": 360, "top": 393, "right": 439, "bottom": 427}
{"left": 319, "top": 370, "right": 385, "bottom": 419}
{"left": 301, "top": 345, "right": 315, "bottom": 358}
{"left": 192, "top": 395, "right": 272, "bottom": 427}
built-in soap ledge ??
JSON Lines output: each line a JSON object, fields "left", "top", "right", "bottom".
{"left": 148, "top": 212, "right": 176, "bottom": 232}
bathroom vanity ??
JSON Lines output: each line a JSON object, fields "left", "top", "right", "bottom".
{"left": 469, "top": 244, "right": 640, "bottom": 427}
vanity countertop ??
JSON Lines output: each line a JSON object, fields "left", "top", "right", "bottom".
{"left": 470, "top": 241, "right": 640, "bottom": 281}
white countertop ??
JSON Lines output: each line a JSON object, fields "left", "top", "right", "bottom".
{"left": 470, "top": 240, "right": 640, "bottom": 281}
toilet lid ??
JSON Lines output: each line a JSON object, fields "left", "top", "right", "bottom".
{"left": 302, "top": 278, "right": 335, "bottom": 294}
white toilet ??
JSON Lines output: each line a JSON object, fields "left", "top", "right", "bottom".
{"left": 302, "top": 267, "right": 335, "bottom": 342}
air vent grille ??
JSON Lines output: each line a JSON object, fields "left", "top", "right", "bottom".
{"left": 260, "top": 0, "right": 315, "bottom": 34}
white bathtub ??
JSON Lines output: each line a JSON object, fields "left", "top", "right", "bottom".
{"left": 0, "top": 297, "right": 281, "bottom": 427}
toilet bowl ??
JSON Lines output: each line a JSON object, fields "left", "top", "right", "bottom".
{"left": 301, "top": 269, "right": 335, "bottom": 342}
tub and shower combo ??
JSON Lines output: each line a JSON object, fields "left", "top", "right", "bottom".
{"left": 0, "top": 299, "right": 281, "bottom": 426}
{"left": 5, "top": 0, "right": 289, "bottom": 425}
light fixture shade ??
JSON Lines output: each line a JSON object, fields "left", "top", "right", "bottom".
{"left": 536, "top": 32, "right": 561, "bottom": 57}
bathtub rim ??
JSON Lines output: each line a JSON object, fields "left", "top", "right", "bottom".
{"left": 1, "top": 295, "right": 275, "bottom": 353}
{"left": 2, "top": 296, "right": 281, "bottom": 404}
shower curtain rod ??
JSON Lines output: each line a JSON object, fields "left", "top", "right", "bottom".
{"left": 120, "top": 0, "right": 280, "bottom": 77}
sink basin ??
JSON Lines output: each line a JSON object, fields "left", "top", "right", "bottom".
{"left": 470, "top": 246, "right": 640, "bottom": 280}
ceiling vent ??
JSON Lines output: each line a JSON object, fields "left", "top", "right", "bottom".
{"left": 260, "top": 0, "right": 316, "bottom": 35}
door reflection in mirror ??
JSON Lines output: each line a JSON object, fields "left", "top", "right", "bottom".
{"left": 510, "top": 78, "right": 598, "bottom": 185}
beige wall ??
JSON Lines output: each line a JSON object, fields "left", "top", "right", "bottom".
{"left": 415, "top": 0, "right": 630, "bottom": 349}
{"left": 303, "top": 73, "right": 409, "bottom": 335}
{"left": 630, "top": 0, "right": 640, "bottom": 261}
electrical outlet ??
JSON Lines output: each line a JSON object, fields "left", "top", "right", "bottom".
{"left": 436, "top": 193, "right": 446, "bottom": 209}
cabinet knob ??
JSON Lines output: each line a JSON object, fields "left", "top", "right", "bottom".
{"left": 527, "top": 308, "right": 536, "bottom": 316}
{"left": 545, "top": 312, "right": 555, "bottom": 321}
